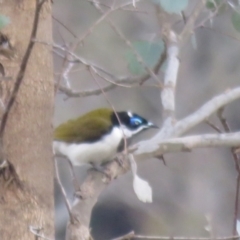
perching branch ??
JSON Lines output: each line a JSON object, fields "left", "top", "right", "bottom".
{"left": 70, "top": 159, "right": 130, "bottom": 227}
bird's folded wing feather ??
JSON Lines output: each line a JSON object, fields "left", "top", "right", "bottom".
{"left": 54, "top": 117, "right": 112, "bottom": 143}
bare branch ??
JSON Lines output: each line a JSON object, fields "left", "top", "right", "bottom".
{"left": 52, "top": 15, "right": 77, "bottom": 38}
{"left": 180, "top": 0, "right": 206, "bottom": 44}
{"left": 161, "top": 31, "right": 179, "bottom": 121}
{"left": 135, "top": 87, "right": 240, "bottom": 157}
{"left": 35, "top": 39, "right": 166, "bottom": 98}
{"left": 195, "top": 1, "right": 224, "bottom": 29}
{"left": 92, "top": 3, "right": 163, "bottom": 87}
{"left": 56, "top": 49, "right": 165, "bottom": 97}
{"left": 77, "top": 1, "right": 141, "bottom": 46}
{"left": 174, "top": 87, "right": 240, "bottom": 136}
{"left": 132, "top": 132, "right": 240, "bottom": 160}
{"left": 57, "top": 82, "right": 116, "bottom": 97}
{"left": 70, "top": 159, "right": 130, "bottom": 227}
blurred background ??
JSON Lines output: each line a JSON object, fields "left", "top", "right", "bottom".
{"left": 52, "top": 0, "right": 240, "bottom": 239}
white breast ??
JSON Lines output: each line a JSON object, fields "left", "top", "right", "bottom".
{"left": 53, "top": 127, "right": 123, "bottom": 166}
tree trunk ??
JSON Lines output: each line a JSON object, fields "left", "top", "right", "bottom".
{"left": 0, "top": 1, "right": 54, "bottom": 239}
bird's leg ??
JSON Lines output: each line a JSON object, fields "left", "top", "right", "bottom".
{"left": 115, "top": 153, "right": 128, "bottom": 170}
{"left": 116, "top": 155, "right": 124, "bottom": 167}
{"left": 90, "top": 162, "right": 112, "bottom": 181}
{"left": 66, "top": 158, "right": 81, "bottom": 193}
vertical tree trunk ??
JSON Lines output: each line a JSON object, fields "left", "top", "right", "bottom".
{"left": 0, "top": 1, "right": 54, "bottom": 239}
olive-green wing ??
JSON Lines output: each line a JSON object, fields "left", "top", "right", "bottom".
{"left": 54, "top": 117, "right": 111, "bottom": 143}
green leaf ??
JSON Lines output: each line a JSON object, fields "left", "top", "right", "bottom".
{"left": 125, "top": 40, "right": 165, "bottom": 75}
{"left": 232, "top": 11, "right": 240, "bottom": 32}
{"left": 0, "top": 15, "right": 10, "bottom": 29}
{"left": 206, "top": 0, "right": 222, "bottom": 11}
{"left": 153, "top": 0, "right": 188, "bottom": 14}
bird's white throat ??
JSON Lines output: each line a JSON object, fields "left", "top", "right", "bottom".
{"left": 53, "top": 126, "right": 123, "bottom": 166}
{"left": 122, "top": 125, "right": 146, "bottom": 137}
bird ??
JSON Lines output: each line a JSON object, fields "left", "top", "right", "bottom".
{"left": 53, "top": 108, "right": 158, "bottom": 167}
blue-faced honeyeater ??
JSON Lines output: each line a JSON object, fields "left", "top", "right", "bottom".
{"left": 53, "top": 108, "right": 158, "bottom": 166}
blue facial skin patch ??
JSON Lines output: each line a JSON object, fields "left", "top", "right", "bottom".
{"left": 130, "top": 117, "right": 142, "bottom": 127}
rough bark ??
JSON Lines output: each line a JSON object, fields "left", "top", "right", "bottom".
{"left": 65, "top": 159, "right": 129, "bottom": 240}
{"left": 0, "top": 1, "right": 54, "bottom": 239}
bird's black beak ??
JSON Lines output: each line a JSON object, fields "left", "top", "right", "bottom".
{"left": 147, "top": 122, "right": 159, "bottom": 129}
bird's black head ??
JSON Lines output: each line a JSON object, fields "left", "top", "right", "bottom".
{"left": 111, "top": 111, "right": 158, "bottom": 138}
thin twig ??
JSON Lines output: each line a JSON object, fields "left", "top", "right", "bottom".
{"left": 35, "top": 39, "right": 166, "bottom": 97}
{"left": 93, "top": 3, "right": 163, "bottom": 87}
{"left": 54, "top": 158, "right": 75, "bottom": 224}
{"left": 205, "top": 120, "right": 222, "bottom": 133}
{"left": 180, "top": 0, "right": 206, "bottom": 44}
{"left": 194, "top": 0, "right": 223, "bottom": 29}
{"left": 89, "top": 69, "right": 128, "bottom": 154}
{"left": 217, "top": 108, "right": 231, "bottom": 133}
{"left": 54, "top": 6, "right": 116, "bottom": 95}
{"left": 55, "top": 0, "right": 142, "bottom": 96}
{"left": 53, "top": 0, "right": 119, "bottom": 94}
{"left": 52, "top": 15, "right": 77, "bottom": 38}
